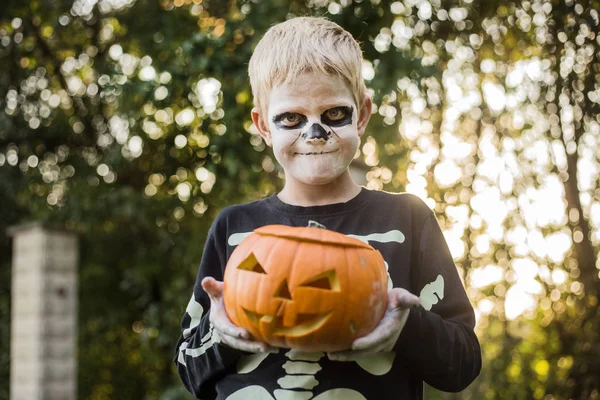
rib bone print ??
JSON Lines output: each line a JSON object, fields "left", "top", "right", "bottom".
{"left": 228, "top": 350, "right": 367, "bottom": 399}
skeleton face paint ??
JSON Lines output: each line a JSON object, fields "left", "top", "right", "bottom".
{"left": 272, "top": 112, "right": 308, "bottom": 130}
{"left": 302, "top": 123, "right": 330, "bottom": 141}
{"left": 321, "top": 106, "right": 353, "bottom": 127}
{"left": 264, "top": 74, "right": 362, "bottom": 186}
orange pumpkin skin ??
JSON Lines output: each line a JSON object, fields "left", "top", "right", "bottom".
{"left": 223, "top": 225, "right": 388, "bottom": 352}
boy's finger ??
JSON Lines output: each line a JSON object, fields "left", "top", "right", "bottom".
{"left": 328, "top": 350, "right": 377, "bottom": 361}
{"left": 327, "top": 351, "right": 356, "bottom": 361}
{"left": 219, "top": 334, "right": 262, "bottom": 353}
{"left": 352, "top": 307, "right": 410, "bottom": 351}
{"left": 215, "top": 319, "right": 250, "bottom": 340}
{"left": 201, "top": 277, "right": 224, "bottom": 299}
{"left": 351, "top": 322, "right": 396, "bottom": 351}
{"left": 389, "top": 289, "right": 419, "bottom": 309}
{"left": 352, "top": 332, "right": 398, "bottom": 353}
{"left": 210, "top": 306, "right": 250, "bottom": 339}
{"left": 330, "top": 335, "right": 398, "bottom": 360}
{"left": 220, "top": 333, "right": 278, "bottom": 354}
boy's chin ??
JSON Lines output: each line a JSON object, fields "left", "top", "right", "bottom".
{"left": 298, "top": 177, "right": 336, "bottom": 186}
{"left": 292, "top": 170, "right": 347, "bottom": 186}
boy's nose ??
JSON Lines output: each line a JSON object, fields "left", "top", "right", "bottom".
{"left": 302, "top": 123, "right": 330, "bottom": 142}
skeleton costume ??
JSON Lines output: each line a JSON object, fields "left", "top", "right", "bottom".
{"left": 174, "top": 189, "right": 482, "bottom": 399}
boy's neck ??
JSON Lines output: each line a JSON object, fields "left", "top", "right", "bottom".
{"left": 277, "top": 170, "right": 362, "bottom": 207}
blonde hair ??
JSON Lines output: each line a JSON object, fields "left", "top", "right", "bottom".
{"left": 249, "top": 17, "right": 367, "bottom": 116}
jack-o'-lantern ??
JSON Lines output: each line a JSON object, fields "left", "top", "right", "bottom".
{"left": 223, "top": 224, "right": 388, "bottom": 352}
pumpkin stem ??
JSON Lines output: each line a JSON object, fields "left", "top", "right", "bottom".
{"left": 307, "top": 220, "right": 327, "bottom": 229}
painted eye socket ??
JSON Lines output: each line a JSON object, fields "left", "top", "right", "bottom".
{"left": 323, "top": 108, "right": 347, "bottom": 121}
{"left": 278, "top": 113, "right": 303, "bottom": 127}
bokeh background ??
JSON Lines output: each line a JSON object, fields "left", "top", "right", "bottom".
{"left": 1, "top": 0, "right": 599, "bottom": 399}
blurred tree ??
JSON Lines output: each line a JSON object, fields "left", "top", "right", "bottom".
{"left": 1, "top": 0, "right": 599, "bottom": 399}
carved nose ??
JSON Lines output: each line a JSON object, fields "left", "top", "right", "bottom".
{"left": 302, "top": 123, "right": 329, "bottom": 142}
{"left": 276, "top": 279, "right": 292, "bottom": 300}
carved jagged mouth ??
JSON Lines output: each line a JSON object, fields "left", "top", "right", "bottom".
{"left": 242, "top": 308, "right": 332, "bottom": 337}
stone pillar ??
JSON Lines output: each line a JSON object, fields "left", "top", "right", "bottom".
{"left": 8, "top": 222, "right": 78, "bottom": 400}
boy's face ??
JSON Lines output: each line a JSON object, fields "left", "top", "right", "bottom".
{"left": 252, "top": 73, "right": 371, "bottom": 186}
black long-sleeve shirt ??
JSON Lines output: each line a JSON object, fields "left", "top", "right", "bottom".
{"left": 174, "top": 188, "right": 482, "bottom": 399}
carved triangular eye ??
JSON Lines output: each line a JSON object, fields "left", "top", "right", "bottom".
{"left": 300, "top": 270, "right": 340, "bottom": 291}
{"left": 303, "top": 277, "right": 331, "bottom": 290}
{"left": 237, "top": 253, "right": 266, "bottom": 274}
{"left": 276, "top": 279, "right": 292, "bottom": 300}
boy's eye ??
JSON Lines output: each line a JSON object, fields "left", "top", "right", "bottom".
{"left": 273, "top": 112, "right": 306, "bottom": 129}
{"left": 324, "top": 108, "right": 346, "bottom": 121}
{"left": 282, "top": 113, "right": 302, "bottom": 126}
{"left": 321, "top": 106, "right": 353, "bottom": 127}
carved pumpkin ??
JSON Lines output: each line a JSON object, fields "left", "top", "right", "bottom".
{"left": 223, "top": 224, "right": 388, "bottom": 352}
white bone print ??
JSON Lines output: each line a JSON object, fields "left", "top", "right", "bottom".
{"left": 227, "top": 229, "right": 405, "bottom": 247}
{"left": 419, "top": 274, "right": 444, "bottom": 311}
{"left": 384, "top": 261, "right": 392, "bottom": 292}
{"left": 227, "top": 350, "right": 366, "bottom": 399}
{"left": 225, "top": 385, "right": 273, "bottom": 400}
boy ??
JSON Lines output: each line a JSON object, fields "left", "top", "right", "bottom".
{"left": 174, "top": 17, "right": 481, "bottom": 400}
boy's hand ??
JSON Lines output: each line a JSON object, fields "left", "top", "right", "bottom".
{"left": 201, "top": 277, "right": 278, "bottom": 353}
{"left": 327, "top": 288, "right": 420, "bottom": 361}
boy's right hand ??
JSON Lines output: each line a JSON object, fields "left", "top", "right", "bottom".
{"left": 201, "top": 277, "right": 278, "bottom": 354}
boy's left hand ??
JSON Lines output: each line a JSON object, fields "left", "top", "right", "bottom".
{"left": 327, "top": 288, "right": 420, "bottom": 361}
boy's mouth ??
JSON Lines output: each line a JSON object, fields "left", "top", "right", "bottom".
{"left": 294, "top": 150, "right": 339, "bottom": 155}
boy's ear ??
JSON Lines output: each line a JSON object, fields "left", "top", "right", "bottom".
{"left": 357, "top": 96, "right": 373, "bottom": 137}
{"left": 251, "top": 107, "right": 272, "bottom": 146}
